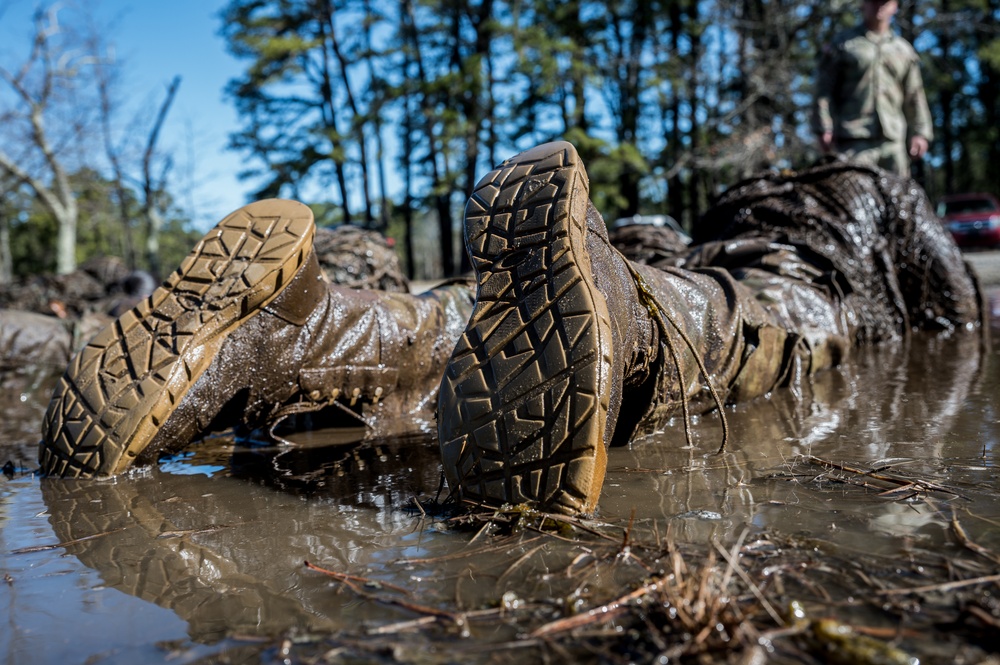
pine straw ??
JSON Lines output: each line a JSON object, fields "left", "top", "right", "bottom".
{"left": 284, "top": 501, "right": 1000, "bottom": 664}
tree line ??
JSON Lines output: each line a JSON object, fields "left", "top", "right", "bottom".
{"left": 221, "top": 0, "right": 1000, "bottom": 278}
{"left": 2, "top": 0, "right": 998, "bottom": 282}
{"left": 0, "top": 5, "right": 198, "bottom": 283}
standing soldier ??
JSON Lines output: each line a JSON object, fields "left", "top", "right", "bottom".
{"left": 813, "top": 0, "right": 934, "bottom": 176}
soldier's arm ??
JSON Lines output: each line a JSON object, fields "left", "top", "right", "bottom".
{"left": 903, "top": 52, "right": 934, "bottom": 145}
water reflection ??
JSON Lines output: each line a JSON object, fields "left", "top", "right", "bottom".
{"left": 0, "top": 364, "right": 59, "bottom": 469}
{"left": 38, "top": 433, "right": 451, "bottom": 643}
{"left": 599, "top": 329, "right": 997, "bottom": 550}
{"left": 26, "top": 328, "right": 1000, "bottom": 654}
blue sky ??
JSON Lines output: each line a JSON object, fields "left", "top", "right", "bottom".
{"left": 1, "top": 0, "right": 252, "bottom": 230}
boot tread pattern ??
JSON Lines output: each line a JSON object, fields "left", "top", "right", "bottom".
{"left": 40, "top": 200, "right": 314, "bottom": 478}
{"left": 439, "top": 142, "right": 611, "bottom": 514}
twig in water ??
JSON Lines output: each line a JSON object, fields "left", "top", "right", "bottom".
{"left": 10, "top": 527, "right": 129, "bottom": 554}
{"left": 529, "top": 577, "right": 668, "bottom": 637}
{"left": 306, "top": 560, "right": 465, "bottom": 624}
{"left": 622, "top": 508, "right": 636, "bottom": 551}
{"left": 877, "top": 573, "right": 1000, "bottom": 596}
{"left": 496, "top": 543, "right": 546, "bottom": 589}
{"left": 803, "top": 456, "right": 968, "bottom": 500}
{"left": 949, "top": 514, "right": 1000, "bottom": 566}
{"left": 304, "top": 560, "right": 412, "bottom": 596}
{"left": 711, "top": 535, "right": 785, "bottom": 627}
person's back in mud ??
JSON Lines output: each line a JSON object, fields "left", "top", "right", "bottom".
{"left": 687, "top": 158, "right": 978, "bottom": 339}
{"left": 312, "top": 225, "right": 410, "bottom": 293}
{"left": 0, "top": 256, "right": 136, "bottom": 319}
{"left": 1, "top": 257, "right": 158, "bottom": 372}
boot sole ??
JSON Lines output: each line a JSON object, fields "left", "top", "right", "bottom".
{"left": 438, "top": 141, "right": 612, "bottom": 514}
{"left": 40, "top": 199, "right": 316, "bottom": 477}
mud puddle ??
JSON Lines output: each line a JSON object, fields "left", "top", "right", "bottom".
{"left": 2, "top": 322, "right": 999, "bottom": 663}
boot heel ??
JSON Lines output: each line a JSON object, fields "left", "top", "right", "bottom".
{"left": 438, "top": 141, "right": 613, "bottom": 514}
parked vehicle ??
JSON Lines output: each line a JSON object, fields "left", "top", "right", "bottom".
{"left": 937, "top": 193, "right": 1000, "bottom": 249}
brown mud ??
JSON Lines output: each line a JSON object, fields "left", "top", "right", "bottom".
{"left": 2, "top": 288, "right": 1000, "bottom": 663}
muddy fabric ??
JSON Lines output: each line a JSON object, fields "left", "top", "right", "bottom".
{"left": 605, "top": 160, "right": 982, "bottom": 442}
{"left": 313, "top": 225, "right": 409, "bottom": 293}
{"left": 607, "top": 223, "right": 690, "bottom": 270}
{"left": 586, "top": 209, "right": 662, "bottom": 448}
{"left": 0, "top": 257, "right": 154, "bottom": 320}
{"left": 269, "top": 277, "right": 475, "bottom": 435}
{"left": 690, "top": 159, "right": 980, "bottom": 336}
{"left": 137, "top": 260, "right": 476, "bottom": 458}
{"left": 0, "top": 311, "right": 73, "bottom": 371}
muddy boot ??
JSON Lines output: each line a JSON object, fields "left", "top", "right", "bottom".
{"left": 437, "top": 142, "right": 670, "bottom": 514}
{"left": 435, "top": 143, "right": 858, "bottom": 515}
{"left": 41, "top": 200, "right": 474, "bottom": 478}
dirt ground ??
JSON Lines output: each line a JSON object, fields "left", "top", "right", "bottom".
{"left": 963, "top": 250, "right": 1000, "bottom": 288}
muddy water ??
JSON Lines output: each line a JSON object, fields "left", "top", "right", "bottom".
{"left": 2, "top": 312, "right": 999, "bottom": 663}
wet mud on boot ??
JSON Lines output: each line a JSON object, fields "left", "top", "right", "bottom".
{"left": 40, "top": 199, "right": 320, "bottom": 478}
{"left": 437, "top": 141, "right": 614, "bottom": 515}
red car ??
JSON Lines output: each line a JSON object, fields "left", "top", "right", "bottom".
{"left": 937, "top": 193, "right": 1000, "bottom": 249}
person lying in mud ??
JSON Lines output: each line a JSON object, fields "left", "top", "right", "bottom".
{"left": 38, "top": 141, "right": 982, "bottom": 517}
{"left": 0, "top": 261, "right": 158, "bottom": 374}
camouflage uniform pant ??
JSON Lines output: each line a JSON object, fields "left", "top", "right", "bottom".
{"left": 836, "top": 137, "right": 910, "bottom": 177}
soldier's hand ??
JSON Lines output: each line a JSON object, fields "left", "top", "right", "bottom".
{"left": 819, "top": 132, "right": 834, "bottom": 153}
{"left": 909, "top": 135, "right": 929, "bottom": 160}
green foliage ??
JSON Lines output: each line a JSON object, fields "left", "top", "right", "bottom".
{"left": 979, "top": 40, "right": 1000, "bottom": 70}
{"left": 6, "top": 0, "right": 997, "bottom": 283}
{"left": 224, "top": 0, "right": 1000, "bottom": 274}
{"left": 4, "top": 170, "right": 198, "bottom": 280}
{"left": 8, "top": 205, "right": 59, "bottom": 277}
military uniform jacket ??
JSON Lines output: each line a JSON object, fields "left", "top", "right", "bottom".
{"left": 814, "top": 24, "right": 934, "bottom": 143}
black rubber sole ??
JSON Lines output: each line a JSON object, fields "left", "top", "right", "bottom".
{"left": 437, "top": 141, "right": 613, "bottom": 514}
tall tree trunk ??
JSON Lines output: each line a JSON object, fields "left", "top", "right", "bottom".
{"left": 666, "top": 1, "right": 685, "bottom": 226}
{"left": 983, "top": 0, "right": 1000, "bottom": 178}
{"left": 324, "top": 1, "right": 375, "bottom": 226}
{"left": 403, "top": 0, "right": 455, "bottom": 277}
{"left": 0, "top": 207, "right": 11, "bottom": 284}
{"left": 363, "top": 0, "right": 391, "bottom": 233}
{"left": 316, "top": 14, "right": 354, "bottom": 225}
{"left": 96, "top": 58, "right": 136, "bottom": 269}
{"left": 686, "top": 0, "right": 703, "bottom": 224}
{"left": 142, "top": 76, "right": 181, "bottom": 281}
{"left": 457, "top": 0, "right": 494, "bottom": 275}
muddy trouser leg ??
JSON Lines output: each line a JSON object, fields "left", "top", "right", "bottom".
{"left": 622, "top": 259, "right": 852, "bottom": 439}
{"left": 436, "top": 141, "right": 856, "bottom": 514}
{"left": 40, "top": 199, "right": 474, "bottom": 478}
{"left": 261, "top": 282, "right": 475, "bottom": 439}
